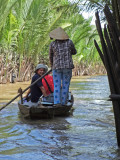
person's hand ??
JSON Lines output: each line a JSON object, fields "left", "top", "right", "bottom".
{"left": 23, "top": 94, "right": 28, "bottom": 99}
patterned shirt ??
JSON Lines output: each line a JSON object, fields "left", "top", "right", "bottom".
{"left": 49, "top": 39, "right": 77, "bottom": 70}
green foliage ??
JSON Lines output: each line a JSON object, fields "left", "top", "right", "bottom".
{"left": 73, "top": 0, "right": 112, "bottom": 21}
{"left": 0, "top": 0, "right": 102, "bottom": 69}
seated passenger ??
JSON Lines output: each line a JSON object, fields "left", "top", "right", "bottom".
{"left": 24, "top": 64, "right": 50, "bottom": 106}
{"left": 42, "top": 73, "right": 54, "bottom": 95}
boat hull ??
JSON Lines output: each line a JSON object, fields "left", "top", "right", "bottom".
{"left": 18, "top": 103, "right": 73, "bottom": 119}
{"left": 18, "top": 93, "right": 74, "bottom": 119}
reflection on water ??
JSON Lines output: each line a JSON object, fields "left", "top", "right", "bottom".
{"left": 0, "top": 75, "right": 120, "bottom": 160}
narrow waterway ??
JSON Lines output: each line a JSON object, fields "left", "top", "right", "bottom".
{"left": 0, "top": 75, "right": 119, "bottom": 160}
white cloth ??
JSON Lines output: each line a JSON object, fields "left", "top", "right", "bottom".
{"left": 24, "top": 100, "right": 39, "bottom": 107}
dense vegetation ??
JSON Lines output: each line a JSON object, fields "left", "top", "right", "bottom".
{"left": 0, "top": 0, "right": 106, "bottom": 83}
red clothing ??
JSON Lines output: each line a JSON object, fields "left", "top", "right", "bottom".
{"left": 42, "top": 75, "right": 54, "bottom": 95}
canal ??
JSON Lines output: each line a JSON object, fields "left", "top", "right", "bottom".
{"left": 0, "top": 75, "right": 119, "bottom": 160}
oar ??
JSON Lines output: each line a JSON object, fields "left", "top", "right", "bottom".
{"left": 0, "top": 69, "right": 52, "bottom": 111}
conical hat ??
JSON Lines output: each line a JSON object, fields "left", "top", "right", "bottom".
{"left": 49, "top": 27, "right": 69, "bottom": 40}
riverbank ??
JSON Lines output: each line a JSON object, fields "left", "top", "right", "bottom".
{"left": 0, "top": 64, "right": 106, "bottom": 84}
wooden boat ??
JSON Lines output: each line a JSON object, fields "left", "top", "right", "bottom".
{"left": 18, "top": 92, "right": 74, "bottom": 119}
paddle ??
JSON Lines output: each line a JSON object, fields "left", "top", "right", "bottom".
{"left": 0, "top": 69, "right": 52, "bottom": 111}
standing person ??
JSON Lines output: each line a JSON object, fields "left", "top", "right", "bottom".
{"left": 25, "top": 64, "right": 49, "bottom": 107}
{"left": 49, "top": 27, "right": 77, "bottom": 107}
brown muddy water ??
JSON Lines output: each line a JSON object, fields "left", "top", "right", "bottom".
{"left": 0, "top": 75, "right": 119, "bottom": 160}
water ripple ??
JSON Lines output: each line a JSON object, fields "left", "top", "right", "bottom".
{"left": 0, "top": 75, "right": 119, "bottom": 160}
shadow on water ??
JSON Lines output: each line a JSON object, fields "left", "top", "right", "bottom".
{"left": 0, "top": 103, "right": 74, "bottom": 160}
{"left": 0, "top": 75, "right": 120, "bottom": 160}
